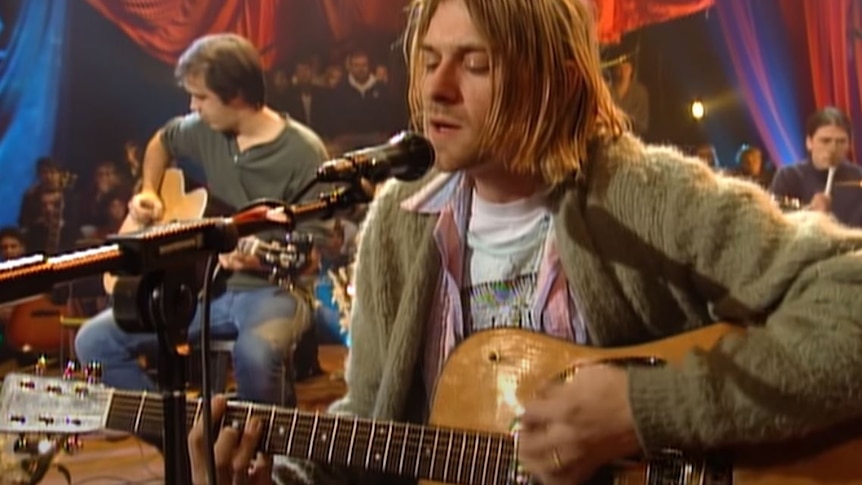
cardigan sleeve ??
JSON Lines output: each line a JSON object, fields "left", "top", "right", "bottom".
{"left": 598, "top": 141, "right": 862, "bottom": 451}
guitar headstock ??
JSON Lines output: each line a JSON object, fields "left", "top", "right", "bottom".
{"left": 238, "top": 233, "right": 315, "bottom": 286}
{"left": 0, "top": 373, "right": 111, "bottom": 435}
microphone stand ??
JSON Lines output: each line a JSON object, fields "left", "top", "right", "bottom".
{"left": 0, "top": 185, "right": 371, "bottom": 485}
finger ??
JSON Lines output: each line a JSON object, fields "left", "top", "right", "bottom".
{"left": 190, "top": 396, "right": 226, "bottom": 447}
{"left": 231, "top": 418, "right": 264, "bottom": 479}
{"left": 248, "top": 453, "right": 273, "bottom": 484}
{"left": 213, "top": 422, "right": 243, "bottom": 477}
{"left": 520, "top": 389, "right": 562, "bottom": 428}
{"left": 190, "top": 396, "right": 231, "bottom": 484}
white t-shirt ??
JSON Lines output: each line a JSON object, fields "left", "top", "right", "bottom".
{"left": 464, "top": 189, "right": 550, "bottom": 331}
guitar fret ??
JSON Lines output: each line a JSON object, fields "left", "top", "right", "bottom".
{"left": 286, "top": 411, "right": 299, "bottom": 455}
{"left": 381, "top": 422, "right": 394, "bottom": 471}
{"left": 431, "top": 428, "right": 441, "bottom": 481}
{"left": 307, "top": 413, "right": 319, "bottom": 459}
{"left": 133, "top": 392, "right": 146, "bottom": 434}
{"left": 416, "top": 425, "right": 427, "bottom": 478}
{"left": 319, "top": 415, "right": 337, "bottom": 463}
{"left": 364, "top": 421, "right": 376, "bottom": 470}
{"left": 360, "top": 419, "right": 375, "bottom": 469}
{"left": 327, "top": 415, "right": 339, "bottom": 464}
{"left": 244, "top": 405, "right": 253, "bottom": 431}
{"left": 482, "top": 433, "right": 492, "bottom": 485}
{"left": 398, "top": 424, "right": 409, "bottom": 475}
{"left": 265, "top": 407, "right": 276, "bottom": 451}
{"left": 495, "top": 434, "right": 504, "bottom": 484}
{"left": 456, "top": 431, "right": 467, "bottom": 483}
{"left": 468, "top": 432, "right": 479, "bottom": 484}
{"left": 443, "top": 428, "right": 455, "bottom": 482}
{"left": 193, "top": 399, "right": 203, "bottom": 425}
{"left": 334, "top": 417, "right": 351, "bottom": 466}
{"left": 346, "top": 418, "right": 358, "bottom": 466}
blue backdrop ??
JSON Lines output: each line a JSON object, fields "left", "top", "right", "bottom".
{"left": 0, "top": 0, "right": 68, "bottom": 226}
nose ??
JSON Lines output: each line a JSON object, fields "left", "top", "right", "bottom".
{"left": 425, "top": 60, "right": 460, "bottom": 105}
{"left": 189, "top": 98, "right": 199, "bottom": 113}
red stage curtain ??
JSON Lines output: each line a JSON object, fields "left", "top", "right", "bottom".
{"left": 83, "top": 0, "right": 284, "bottom": 69}
{"left": 320, "top": 0, "right": 408, "bottom": 43}
{"left": 595, "top": 0, "right": 714, "bottom": 44}
{"left": 85, "top": 0, "right": 715, "bottom": 67}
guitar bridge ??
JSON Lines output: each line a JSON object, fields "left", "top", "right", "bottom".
{"left": 555, "top": 356, "right": 666, "bottom": 383}
{"left": 644, "top": 450, "right": 733, "bottom": 485}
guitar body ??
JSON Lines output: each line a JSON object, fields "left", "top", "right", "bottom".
{"left": 102, "top": 168, "right": 208, "bottom": 294}
{"left": 425, "top": 323, "right": 862, "bottom": 485}
{"left": 5, "top": 296, "right": 65, "bottom": 354}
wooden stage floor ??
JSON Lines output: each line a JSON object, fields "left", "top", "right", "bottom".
{"left": 0, "top": 345, "right": 348, "bottom": 485}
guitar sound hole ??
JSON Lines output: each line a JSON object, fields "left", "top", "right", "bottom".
{"left": 487, "top": 351, "right": 500, "bottom": 363}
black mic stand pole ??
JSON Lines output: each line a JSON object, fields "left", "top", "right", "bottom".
{"left": 107, "top": 217, "right": 244, "bottom": 485}
{"left": 112, "top": 269, "right": 199, "bottom": 485}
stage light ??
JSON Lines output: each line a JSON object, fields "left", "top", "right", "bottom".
{"left": 691, "top": 100, "right": 705, "bottom": 120}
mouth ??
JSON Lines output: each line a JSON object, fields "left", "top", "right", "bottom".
{"left": 428, "top": 118, "right": 461, "bottom": 134}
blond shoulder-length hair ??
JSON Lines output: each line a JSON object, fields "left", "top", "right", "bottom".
{"left": 404, "top": 0, "right": 629, "bottom": 185}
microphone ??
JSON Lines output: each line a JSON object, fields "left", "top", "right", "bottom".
{"left": 317, "top": 131, "right": 434, "bottom": 183}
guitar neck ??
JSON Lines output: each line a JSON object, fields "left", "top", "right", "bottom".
{"left": 105, "top": 391, "right": 517, "bottom": 485}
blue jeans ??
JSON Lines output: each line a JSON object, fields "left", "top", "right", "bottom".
{"left": 74, "top": 286, "right": 311, "bottom": 405}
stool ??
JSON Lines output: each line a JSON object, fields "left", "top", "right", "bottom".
{"left": 59, "top": 316, "right": 88, "bottom": 366}
{"left": 207, "top": 339, "right": 296, "bottom": 407}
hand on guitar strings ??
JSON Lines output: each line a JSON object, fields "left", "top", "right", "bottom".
{"left": 189, "top": 395, "right": 273, "bottom": 485}
{"left": 219, "top": 237, "right": 267, "bottom": 272}
{"left": 127, "top": 190, "right": 165, "bottom": 224}
{"left": 517, "top": 363, "right": 642, "bottom": 485}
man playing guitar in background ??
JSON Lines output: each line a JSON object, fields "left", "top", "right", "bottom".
{"left": 75, "top": 33, "right": 333, "bottom": 418}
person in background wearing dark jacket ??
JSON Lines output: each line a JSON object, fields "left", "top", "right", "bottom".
{"left": 771, "top": 106, "right": 862, "bottom": 226}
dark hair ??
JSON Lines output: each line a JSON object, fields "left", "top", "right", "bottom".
{"left": 347, "top": 49, "right": 371, "bottom": 63}
{"left": 806, "top": 106, "right": 851, "bottom": 138}
{"left": 175, "top": 33, "right": 265, "bottom": 108}
{"left": 35, "top": 156, "right": 57, "bottom": 172}
{"left": 0, "top": 226, "right": 24, "bottom": 244}
{"left": 735, "top": 144, "right": 761, "bottom": 165}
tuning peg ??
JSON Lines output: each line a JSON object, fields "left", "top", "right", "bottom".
{"left": 35, "top": 356, "right": 48, "bottom": 376}
{"left": 63, "top": 361, "right": 79, "bottom": 380}
{"left": 13, "top": 434, "right": 29, "bottom": 453}
{"left": 84, "top": 361, "right": 102, "bottom": 384}
{"left": 11, "top": 434, "right": 54, "bottom": 455}
{"left": 62, "top": 435, "right": 82, "bottom": 454}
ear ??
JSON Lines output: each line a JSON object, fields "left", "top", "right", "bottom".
{"left": 805, "top": 135, "right": 813, "bottom": 153}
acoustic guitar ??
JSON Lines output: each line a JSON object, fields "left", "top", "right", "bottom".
{"left": 102, "top": 168, "right": 208, "bottom": 294}
{"left": 2, "top": 323, "right": 861, "bottom": 484}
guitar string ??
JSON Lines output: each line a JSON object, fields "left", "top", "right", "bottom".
{"left": 103, "top": 398, "right": 518, "bottom": 480}
{"left": 105, "top": 400, "right": 701, "bottom": 484}
{"left": 104, "top": 398, "right": 518, "bottom": 452}
{"left": 85, "top": 399, "right": 700, "bottom": 484}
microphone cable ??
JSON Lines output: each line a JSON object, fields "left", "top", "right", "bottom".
{"left": 199, "top": 254, "right": 219, "bottom": 485}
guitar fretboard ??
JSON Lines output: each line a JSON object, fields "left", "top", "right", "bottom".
{"left": 106, "top": 391, "right": 518, "bottom": 485}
